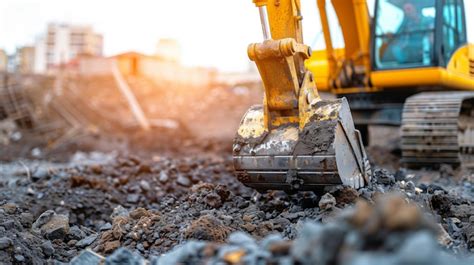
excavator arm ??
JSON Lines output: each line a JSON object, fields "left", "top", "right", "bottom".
{"left": 232, "top": 0, "right": 371, "bottom": 191}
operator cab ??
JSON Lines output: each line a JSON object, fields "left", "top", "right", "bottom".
{"left": 373, "top": 0, "right": 467, "bottom": 70}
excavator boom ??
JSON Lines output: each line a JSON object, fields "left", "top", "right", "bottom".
{"left": 305, "top": 0, "right": 474, "bottom": 168}
{"left": 233, "top": 0, "right": 371, "bottom": 191}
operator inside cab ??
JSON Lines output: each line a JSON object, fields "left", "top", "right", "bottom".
{"left": 374, "top": 0, "right": 436, "bottom": 68}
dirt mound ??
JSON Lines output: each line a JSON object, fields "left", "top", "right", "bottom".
{"left": 73, "top": 194, "right": 474, "bottom": 265}
{"left": 1, "top": 152, "right": 473, "bottom": 263}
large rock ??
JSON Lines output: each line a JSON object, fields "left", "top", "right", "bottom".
{"left": 41, "top": 241, "right": 55, "bottom": 257}
{"left": 319, "top": 193, "right": 336, "bottom": 210}
{"left": 184, "top": 215, "right": 230, "bottom": 242}
{"left": 32, "top": 210, "right": 70, "bottom": 240}
{"left": 69, "top": 226, "right": 86, "bottom": 240}
{"left": 0, "top": 237, "right": 12, "bottom": 250}
{"left": 291, "top": 222, "right": 347, "bottom": 265}
{"left": 76, "top": 234, "right": 98, "bottom": 248}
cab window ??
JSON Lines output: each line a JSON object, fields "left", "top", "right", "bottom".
{"left": 374, "top": 0, "right": 436, "bottom": 69}
{"left": 441, "top": 0, "right": 466, "bottom": 65}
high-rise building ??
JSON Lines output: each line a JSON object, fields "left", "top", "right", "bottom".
{"left": 0, "top": 49, "right": 7, "bottom": 72}
{"left": 34, "top": 23, "right": 103, "bottom": 73}
{"left": 16, "top": 46, "right": 36, "bottom": 74}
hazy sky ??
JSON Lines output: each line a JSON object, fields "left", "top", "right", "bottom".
{"left": 1, "top": 0, "right": 473, "bottom": 72}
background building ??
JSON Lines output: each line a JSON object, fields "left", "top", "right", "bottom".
{"left": 155, "top": 39, "right": 181, "bottom": 63}
{"left": 34, "top": 23, "right": 103, "bottom": 73}
{"left": 15, "top": 46, "right": 35, "bottom": 73}
{"left": 0, "top": 49, "right": 7, "bottom": 72}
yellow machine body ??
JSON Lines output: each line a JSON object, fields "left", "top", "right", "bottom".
{"left": 304, "top": 0, "right": 474, "bottom": 166}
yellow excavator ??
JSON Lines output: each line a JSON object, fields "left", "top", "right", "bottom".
{"left": 306, "top": 0, "right": 474, "bottom": 167}
{"left": 233, "top": 0, "right": 473, "bottom": 192}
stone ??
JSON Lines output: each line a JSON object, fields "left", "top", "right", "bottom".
{"left": 19, "top": 212, "right": 34, "bottom": 227}
{"left": 139, "top": 180, "right": 151, "bottom": 192}
{"left": 379, "top": 194, "right": 423, "bottom": 231}
{"left": 76, "top": 234, "right": 98, "bottom": 248}
{"left": 32, "top": 167, "right": 49, "bottom": 181}
{"left": 228, "top": 231, "right": 256, "bottom": 246}
{"left": 105, "top": 247, "right": 144, "bottom": 265}
{"left": 319, "top": 193, "right": 336, "bottom": 210}
{"left": 261, "top": 234, "right": 284, "bottom": 250}
{"left": 465, "top": 227, "right": 474, "bottom": 249}
{"left": 111, "top": 205, "right": 129, "bottom": 219}
{"left": 39, "top": 213, "right": 70, "bottom": 240}
{"left": 127, "top": 194, "right": 140, "bottom": 203}
{"left": 100, "top": 223, "right": 113, "bottom": 231}
{"left": 129, "top": 208, "right": 150, "bottom": 219}
{"left": 41, "top": 241, "right": 55, "bottom": 257}
{"left": 137, "top": 243, "right": 145, "bottom": 252}
{"left": 204, "top": 192, "right": 223, "bottom": 208}
{"left": 32, "top": 210, "right": 55, "bottom": 230}
{"left": 404, "top": 181, "right": 416, "bottom": 192}
{"left": 14, "top": 254, "right": 25, "bottom": 262}
{"left": 2, "top": 202, "right": 17, "bottom": 214}
{"left": 184, "top": 215, "right": 230, "bottom": 242}
{"left": 437, "top": 224, "right": 453, "bottom": 246}
{"left": 159, "top": 171, "right": 169, "bottom": 183}
{"left": 104, "top": 240, "right": 121, "bottom": 254}
{"left": 155, "top": 241, "right": 206, "bottom": 265}
{"left": 373, "top": 168, "right": 395, "bottom": 185}
{"left": 291, "top": 222, "right": 347, "bottom": 265}
{"left": 1, "top": 220, "right": 16, "bottom": 229}
{"left": 332, "top": 186, "right": 359, "bottom": 205}
{"left": 439, "top": 164, "right": 454, "bottom": 178}
{"left": 69, "top": 226, "right": 86, "bottom": 240}
{"left": 450, "top": 204, "right": 474, "bottom": 221}
{"left": 176, "top": 175, "right": 191, "bottom": 187}
{"left": 394, "top": 168, "right": 407, "bottom": 181}
{"left": 0, "top": 237, "right": 13, "bottom": 249}
{"left": 396, "top": 232, "right": 441, "bottom": 264}
{"left": 70, "top": 249, "right": 105, "bottom": 265}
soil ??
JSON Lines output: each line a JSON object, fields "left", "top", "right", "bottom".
{"left": 0, "top": 75, "right": 473, "bottom": 264}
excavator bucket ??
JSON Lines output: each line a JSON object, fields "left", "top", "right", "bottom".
{"left": 233, "top": 97, "right": 371, "bottom": 192}
{"left": 234, "top": 0, "right": 371, "bottom": 192}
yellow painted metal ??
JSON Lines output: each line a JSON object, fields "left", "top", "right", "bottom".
{"left": 253, "top": 0, "right": 268, "bottom": 7}
{"left": 316, "top": 0, "right": 371, "bottom": 88}
{"left": 305, "top": 48, "right": 342, "bottom": 91}
{"left": 371, "top": 67, "right": 474, "bottom": 90}
{"left": 370, "top": 44, "right": 474, "bottom": 90}
{"left": 447, "top": 44, "right": 474, "bottom": 79}
{"left": 266, "top": 0, "right": 303, "bottom": 42}
{"left": 306, "top": 1, "right": 473, "bottom": 94}
{"left": 236, "top": 106, "right": 267, "bottom": 139}
{"left": 316, "top": 0, "right": 336, "bottom": 80}
{"left": 246, "top": 0, "right": 321, "bottom": 131}
{"left": 233, "top": 0, "right": 371, "bottom": 191}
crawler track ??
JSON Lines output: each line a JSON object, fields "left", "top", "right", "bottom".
{"left": 401, "top": 92, "right": 474, "bottom": 167}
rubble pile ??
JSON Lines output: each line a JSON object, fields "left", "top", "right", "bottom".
{"left": 72, "top": 194, "right": 473, "bottom": 265}
{"left": 0, "top": 73, "right": 261, "bottom": 161}
{"left": 1, "top": 73, "right": 473, "bottom": 264}
{"left": 0, "top": 152, "right": 473, "bottom": 264}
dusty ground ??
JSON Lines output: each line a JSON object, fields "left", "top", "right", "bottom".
{"left": 0, "top": 75, "right": 473, "bottom": 264}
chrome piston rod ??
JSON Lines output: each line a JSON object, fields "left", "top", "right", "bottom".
{"left": 258, "top": 6, "right": 271, "bottom": 40}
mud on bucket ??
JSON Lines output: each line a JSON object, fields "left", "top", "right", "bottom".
{"left": 233, "top": 98, "right": 370, "bottom": 191}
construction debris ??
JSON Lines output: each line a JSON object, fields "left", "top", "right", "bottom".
{"left": 1, "top": 72, "right": 473, "bottom": 264}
